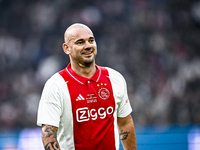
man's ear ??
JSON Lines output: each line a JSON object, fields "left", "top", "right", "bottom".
{"left": 63, "top": 43, "right": 70, "bottom": 55}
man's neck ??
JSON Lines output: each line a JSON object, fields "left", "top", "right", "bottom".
{"left": 70, "top": 62, "right": 97, "bottom": 78}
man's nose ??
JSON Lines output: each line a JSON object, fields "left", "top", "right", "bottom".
{"left": 84, "top": 41, "right": 92, "bottom": 49}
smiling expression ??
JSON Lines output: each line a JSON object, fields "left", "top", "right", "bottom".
{"left": 63, "top": 25, "right": 97, "bottom": 68}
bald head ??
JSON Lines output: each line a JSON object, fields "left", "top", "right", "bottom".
{"left": 62, "top": 23, "right": 97, "bottom": 72}
{"left": 64, "top": 23, "right": 93, "bottom": 44}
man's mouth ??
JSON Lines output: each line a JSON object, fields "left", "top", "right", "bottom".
{"left": 82, "top": 51, "right": 93, "bottom": 55}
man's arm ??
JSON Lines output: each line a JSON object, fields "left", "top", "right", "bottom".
{"left": 117, "top": 114, "right": 137, "bottom": 150}
{"left": 42, "top": 124, "right": 60, "bottom": 150}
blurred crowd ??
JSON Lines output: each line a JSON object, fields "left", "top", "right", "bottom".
{"left": 0, "top": 0, "right": 200, "bottom": 129}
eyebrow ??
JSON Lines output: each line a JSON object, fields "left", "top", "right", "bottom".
{"left": 75, "top": 37, "right": 95, "bottom": 43}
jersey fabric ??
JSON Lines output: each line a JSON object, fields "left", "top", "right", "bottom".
{"left": 37, "top": 64, "right": 132, "bottom": 150}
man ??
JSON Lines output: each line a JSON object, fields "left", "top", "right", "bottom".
{"left": 37, "top": 23, "right": 137, "bottom": 150}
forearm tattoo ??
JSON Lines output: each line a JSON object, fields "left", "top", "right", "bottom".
{"left": 44, "top": 142, "right": 59, "bottom": 150}
{"left": 42, "top": 125, "right": 60, "bottom": 150}
{"left": 119, "top": 130, "right": 130, "bottom": 141}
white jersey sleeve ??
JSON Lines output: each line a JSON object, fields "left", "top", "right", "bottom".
{"left": 106, "top": 67, "right": 132, "bottom": 118}
{"left": 37, "top": 73, "right": 63, "bottom": 127}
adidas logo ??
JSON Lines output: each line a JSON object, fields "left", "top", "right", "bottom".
{"left": 76, "top": 94, "right": 85, "bottom": 101}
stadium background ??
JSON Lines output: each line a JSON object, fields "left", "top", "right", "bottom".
{"left": 0, "top": 0, "right": 200, "bottom": 149}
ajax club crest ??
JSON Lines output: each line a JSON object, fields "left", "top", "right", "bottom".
{"left": 98, "top": 88, "right": 110, "bottom": 100}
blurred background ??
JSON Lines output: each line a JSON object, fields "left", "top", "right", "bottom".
{"left": 0, "top": 0, "right": 200, "bottom": 149}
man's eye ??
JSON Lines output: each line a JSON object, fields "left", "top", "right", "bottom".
{"left": 89, "top": 39, "right": 94, "bottom": 43}
{"left": 77, "top": 41, "right": 83, "bottom": 44}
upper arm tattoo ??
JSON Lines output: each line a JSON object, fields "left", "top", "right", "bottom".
{"left": 42, "top": 125, "right": 60, "bottom": 150}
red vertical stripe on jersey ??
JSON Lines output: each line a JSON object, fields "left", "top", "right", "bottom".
{"left": 59, "top": 65, "right": 116, "bottom": 150}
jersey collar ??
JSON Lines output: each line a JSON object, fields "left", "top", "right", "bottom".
{"left": 66, "top": 63, "right": 101, "bottom": 85}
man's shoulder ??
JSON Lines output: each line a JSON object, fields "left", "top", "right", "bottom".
{"left": 105, "top": 67, "right": 123, "bottom": 78}
{"left": 98, "top": 66, "right": 125, "bottom": 82}
{"left": 98, "top": 66, "right": 120, "bottom": 74}
{"left": 45, "top": 71, "right": 66, "bottom": 87}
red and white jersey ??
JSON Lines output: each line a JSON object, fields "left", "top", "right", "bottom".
{"left": 37, "top": 64, "right": 132, "bottom": 150}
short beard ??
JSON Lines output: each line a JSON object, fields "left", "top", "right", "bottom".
{"left": 78, "top": 59, "right": 95, "bottom": 68}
